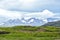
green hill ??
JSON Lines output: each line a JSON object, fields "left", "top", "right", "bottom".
{"left": 0, "top": 26, "right": 60, "bottom": 40}
{"left": 42, "top": 21, "right": 60, "bottom": 27}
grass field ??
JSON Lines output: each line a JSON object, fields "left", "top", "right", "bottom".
{"left": 0, "top": 26, "right": 60, "bottom": 40}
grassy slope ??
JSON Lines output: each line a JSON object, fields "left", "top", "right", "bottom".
{"left": 0, "top": 26, "right": 60, "bottom": 40}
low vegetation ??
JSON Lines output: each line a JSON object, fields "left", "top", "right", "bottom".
{"left": 0, "top": 26, "right": 60, "bottom": 40}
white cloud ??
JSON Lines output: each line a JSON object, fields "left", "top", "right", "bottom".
{"left": 0, "top": 23, "right": 4, "bottom": 25}
{"left": 0, "top": 0, "right": 37, "bottom": 10}
{"left": 24, "top": 9, "right": 55, "bottom": 20}
{"left": 0, "top": 0, "right": 59, "bottom": 26}
{"left": 43, "top": 19, "right": 48, "bottom": 23}
{"left": 0, "top": 9, "right": 55, "bottom": 19}
{"left": 23, "top": 17, "right": 31, "bottom": 20}
{"left": 0, "top": 0, "right": 58, "bottom": 11}
{"left": 0, "top": 8, "right": 60, "bottom": 26}
{"left": 0, "top": 8, "right": 56, "bottom": 22}
{"left": 0, "top": 8, "right": 23, "bottom": 19}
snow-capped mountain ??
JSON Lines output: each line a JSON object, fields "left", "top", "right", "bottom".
{"left": 0, "top": 9, "right": 60, "bottom": 26}
{"left": 1, "top": 17, "right": 60, "bottom": 26}
{"left": 1, "top": 18, "right": 47, "bottom": 26}
{"left": 47, "top": 18, "right": 60, "bottom": 22}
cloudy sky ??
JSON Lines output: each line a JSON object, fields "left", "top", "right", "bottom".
{"left": 0, "top": 0, "right": 60, "bottom": 12}
{"left": 0, "top": 0, "right": 60, "bottom": 26}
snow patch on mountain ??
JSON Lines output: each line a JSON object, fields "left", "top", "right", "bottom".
{"left": 0, "top": 9, "right": 60, "bottom": 26}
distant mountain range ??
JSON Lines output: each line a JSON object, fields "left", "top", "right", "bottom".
{"left": 42, "top": 20, "right": 60, "bottom": 27}
{"left": 0, "top": 18, "right": 46, "bottom": 26}
{"left": 0, "top": 9, "right": 60, "bottom": 26}
{"left": 0, "top": 17, "right": 60, "bottom": 26}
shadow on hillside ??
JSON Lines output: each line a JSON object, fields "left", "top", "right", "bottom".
{"left": 0, "top": 31, "right": 10, "bottom": 34}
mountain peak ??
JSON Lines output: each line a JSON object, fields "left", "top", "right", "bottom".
{"left": 42, "top": 9, "right": 52, "bottom": 13}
